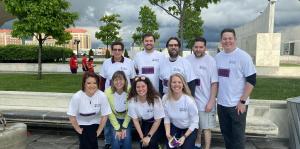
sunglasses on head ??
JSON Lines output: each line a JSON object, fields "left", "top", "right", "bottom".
{"left": 134, "top": 76, "right": 146, "bottom": 82}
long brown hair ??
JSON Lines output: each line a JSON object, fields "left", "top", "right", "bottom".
{"left": 127, "top": 76, "right": 160, "bottom": 105}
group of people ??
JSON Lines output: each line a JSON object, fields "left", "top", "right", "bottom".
{"left": 67, "top": 28, "right": 257, "bottom": 149}
{"left": 69, "top": 53, "right": 95, "bottom": 74}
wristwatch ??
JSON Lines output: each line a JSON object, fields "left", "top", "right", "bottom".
{"left": 147, "top": 134, "right": 152, "bottom": 138}
{"left": 240, "top": 100, "right": 246, "bottom": 104}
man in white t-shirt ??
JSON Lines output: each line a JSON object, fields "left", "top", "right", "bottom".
{"left": 159, "top": 37, "right": 196, "bottom": 96}
{"left": 215, "top": 28, "right": 256, "bottom": 149}
{"left": 99, "top": 41, "right": 136, "bottom": 149}
{"left": 134, "top": 33, "right": 165, "bottom": 91}
{"left": 186, "top": 37, "right": 218, "bottom": 149}
{"left": 99, "top": 41, "right": 136, "bottom": 91}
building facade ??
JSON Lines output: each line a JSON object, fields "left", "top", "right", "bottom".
{"left": 0, "top": 29, "right": 22, "bottom": 45}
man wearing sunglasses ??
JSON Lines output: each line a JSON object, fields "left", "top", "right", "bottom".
{"left": 99, "top": 41, "right": 136, "bottom": 149}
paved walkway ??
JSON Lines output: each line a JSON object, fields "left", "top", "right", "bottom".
{"left": 26, "top": 127, "right": 289, "bottom": 149}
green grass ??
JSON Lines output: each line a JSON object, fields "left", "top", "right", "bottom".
{"left": 0, "top": 73, "right": 82, "bottom": 93}
{"left": 280, "top": 63, "right": 300, "bottom": 67}
{"left": 0, "top": 74, "right": 300, "bottom": 100}
{"left": 252, "top": 77, "right": 300, "bottom": 100}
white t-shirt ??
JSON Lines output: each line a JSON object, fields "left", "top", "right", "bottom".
{"left": 215, "top": 48, "right": 256, "bottom": 107}
{"left": 162, "top": 94, "right": 199, "bottom": 131}
{"left": 127, "top": 97, "right": 165, "bottom": 120}
{"left": 159, "top": 56, "right": 196, "bottom": 94}
{"left": 186, "top": 54, "right": 218, "bottom": 111}
{"left": 113, "top": 92, "right": 127, "bottom": 112}
{"left": 67, "top": 90, "right": 112, "bottom": 125}
{"left": 134, "top": 50, "right": 165, "bottom": 91}
{"left": 100, "top": 57, "right": 136, "bottom": 89}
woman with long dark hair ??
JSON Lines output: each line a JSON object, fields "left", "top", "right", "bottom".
{"left": 127, "top": 76, "right": 165, "bottom": 149}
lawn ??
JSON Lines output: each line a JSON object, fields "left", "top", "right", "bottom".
{"left": 0, "top": 73, "right": 299, "bottom": 100}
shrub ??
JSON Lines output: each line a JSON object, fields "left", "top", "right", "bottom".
{"left": 0, "top": 45, "right": 73, "bottom": 63}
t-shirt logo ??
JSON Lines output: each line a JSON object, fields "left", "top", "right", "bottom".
{"left": 142, "top": 67, "right": 155, "bottom": 74}
{"left": 218, "top": 68, "right": 230, "bottom": 77}
{"left": 152, "top": 58, "right": 159, "bottom": 62}
{"left": 147, "top": 109, "right": 154, "bottom": 113}
{"left": 179, "top": 107, "right": 187, "bottom": 112}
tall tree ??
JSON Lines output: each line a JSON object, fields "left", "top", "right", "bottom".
{"left": 132, "top": 6, "right": 160, "bottom": 46}
{"left": 95, "top": 14, "right": 122, "bottom": 50}
{"left": 182, "top": 8, "right": 204, "bottom": 49}
{"left": 3, "top": 0, "right": 78, "bottom": 79}
{"left": 149, "top": 0, "right": 220, "bottom": 48}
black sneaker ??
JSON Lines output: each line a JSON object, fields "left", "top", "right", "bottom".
{"left": 103, "top": 144, "right": 111, "bottom": 149}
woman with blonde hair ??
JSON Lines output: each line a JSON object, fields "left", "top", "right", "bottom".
{"left": 163, "top": 73, "right": 199, "bottom": 149}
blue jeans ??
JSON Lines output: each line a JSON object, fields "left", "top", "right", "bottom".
{"left": 217, "top": 104, "right": 248, "bottom": 149}
{"left": 166, "top": 124, "right": 197, "bottom": 149}
{"left": 111, "top": 119, "right": 132, "bottom": 149}
{"left": 104, "top": 120, "right": 113, "bottom": 144}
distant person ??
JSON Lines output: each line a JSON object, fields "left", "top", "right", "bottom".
{"left": 105, "top": 71, "right": 132, "bottom": 149}
{"left": 82, "top": 53, "right": 88, "bottom": 72}
{"left": 67, "top": 72, "right": 112, "bottom": 149}
{"left": 186, "top": 37, "right": 218, "bottom": 149}
{"left": 127, "top": 76, "right": 165, "bottom": 149}
{"left": 89, "top": 49, "right": 94, "bottom": 58}
{"left": 215, "top": 28, "right": 256, "bottom": 149}
{"left": 159, "top": 37, "right": 196, "bottom": 96}
{"left": 99, "top": 41, "right": 136, "bottom": 149}
{"left": 134, "top": 33, "right": 165, "bottom": 91}
{"left": 87, "top": 58, "right": 95, "bottom": 73}
{"left": 162, "top": 73, "right": 198, "bottom": 149}
{"left": 69, "top": 53, "right": 78, "bottom": 74}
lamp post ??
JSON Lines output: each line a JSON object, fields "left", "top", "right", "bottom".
{"left": 73, "top": 39, "right": 80, "bottom": 58}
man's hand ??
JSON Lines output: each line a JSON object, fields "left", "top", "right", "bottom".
{"left": 236, "top": 102, "right": 246, "bottom": 115}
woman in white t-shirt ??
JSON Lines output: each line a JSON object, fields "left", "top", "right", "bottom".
{"left": 67, "top": 72, "right": 112, "bottom": 149}
{"left": 127, "top": 76, "right": 165, "bottom": 149}
{"left": 163, "top": 73, "right": 199, "bottom": 149}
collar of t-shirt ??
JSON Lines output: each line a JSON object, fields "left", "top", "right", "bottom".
{"left": 111, "top": 56, "right": 125, "bottom": 63}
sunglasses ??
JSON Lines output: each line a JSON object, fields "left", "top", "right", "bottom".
{"left": 134, "top": 76, "right": 146, "bottom": 82}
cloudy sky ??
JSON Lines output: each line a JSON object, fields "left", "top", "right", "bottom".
{"left": 2, "top": 0, "right": 300, "bottom": 49}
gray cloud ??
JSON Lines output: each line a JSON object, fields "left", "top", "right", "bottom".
{"left": 2, "top": 0, "right": 300, "bottom": 49}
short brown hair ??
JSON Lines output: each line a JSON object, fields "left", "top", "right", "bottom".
{"left": 81, "top": 72, "right": 100, "bottom": 91}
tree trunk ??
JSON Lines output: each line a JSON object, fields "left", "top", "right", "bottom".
{"left": 37, "top": 37, "right": 43, "bottom": 80}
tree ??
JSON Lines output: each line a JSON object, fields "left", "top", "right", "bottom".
{"left": 149, "top": 0, "right": 220, "bottom": 48}
{"left": 3, "top": 0, "right": 78, "bottom": 79}
{"left": 132, "top": 6, "right": 160, "bottom": 46}
{"left": 124, "top": 49, "right": 129, "bottom": 58}
{"left": 95, "top": 14, "right": 122, "bottom": 50}
{"left": 105, "top": 49, "right": 111, "bottom": 58}
{"left": 182, "top": 8, "right": 204, "bottom": 49}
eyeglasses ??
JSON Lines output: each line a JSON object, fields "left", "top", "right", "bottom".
{"left": 168, "top": 44, "right": 179, "bottom": 47}
{"left": 112, "top": 49, "right": 123, "bottom": 52}
{"left": 134, "top": 76, "right": 146, "bottom": 82}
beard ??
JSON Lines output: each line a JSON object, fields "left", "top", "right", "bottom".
{"left": 194, "top": 51, "right": 205, "bottom": 58}
{"left": 168, "top": 50, "right": 179, "bottom": 58}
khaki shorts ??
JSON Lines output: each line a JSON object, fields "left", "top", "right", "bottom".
{"left": 198, "top": 111, "right": 216, "bottom": 130}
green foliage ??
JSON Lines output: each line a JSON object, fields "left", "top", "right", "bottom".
{"left": 3, "top": 0, "right": 78, "bottom": 79}
{"left": 95, "top": 14, "right": 122, "bottom": 49}
{"left": 132, "top": 6, "right": 160, "bottom": 46}
{"left": 149, "top": 0, "right": 220, "bottom": 48}
{"left": 181, "top": 8, "right": 204, "bottom": 49}
{"left": 0, "top": 45, "right": 73, "bottom": 63}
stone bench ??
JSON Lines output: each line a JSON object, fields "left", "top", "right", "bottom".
{"left": 0, "top": 91, "right": 283, "bottom": 137}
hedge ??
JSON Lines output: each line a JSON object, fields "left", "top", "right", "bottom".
{"left": 0, "top": 45, "right": 73, "bottom": 63}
